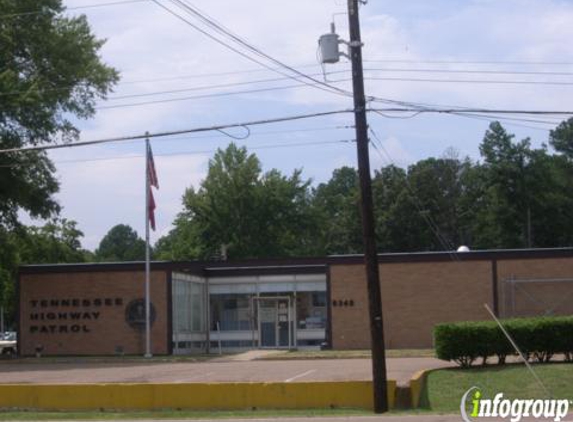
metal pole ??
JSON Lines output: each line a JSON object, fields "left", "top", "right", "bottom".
{"left": 145, "top": 135, "right": 152, "bottom": 358}
{"left": 347, "top": 0, "right": 388, "bottom": 413}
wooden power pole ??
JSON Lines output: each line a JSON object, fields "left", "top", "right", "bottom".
{"left": 346, "top": 0, "right": 389, "bottom": 413}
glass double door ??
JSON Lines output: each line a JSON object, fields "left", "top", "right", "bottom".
{"left": 257, "top": 297, "right": 292, "bottom": 349}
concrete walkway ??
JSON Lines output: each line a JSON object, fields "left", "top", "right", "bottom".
{"left": 212, "top": 349, "right": 285, "bottom": 362}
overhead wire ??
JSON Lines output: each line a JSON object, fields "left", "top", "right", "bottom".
{"left": 0, "top": 109, "right": 354, "bottom": 154}
{"left": 367, "top": 107, "right": 573, "bottom": 117}
{"left": 368, "top": 127, "right": 461, "bottom": 259}
{"left": 2, "top": 107, "right": 568, "bottom": 154}
{"left": 106, "top": 70, "right": 351, "bottom": 101}
{"left": 363, "top": 59, "right": 573, "bottom": 66}
{"left": 40, "top": 124, "right": 354, "bottom": 150}
{"left": 365, "top": 76, "right": 573, "bottom": 86}
{"left": 364, "top": 67, "right": 573, "bottom": 77}
{"left": 97, "top": 78, "right": 353, "bottom": 110}
{"left": 157, "top": 124, "right": 354, "bottom": 142}
{"left": 0, "top": 0, "right": 151, "bottom": 19}
{"left": 370, "top": 108, "right": 563, "bottom": 126}
{"left": 153, "top": 0, "right": 354, "bottom": 99}
{"left": 0, "top": 64, "right": 348, "bottom": 99}
{"left": 369, "top": 107, "right": 567, "bottom": 133}
{"left": 0, "top": 139, "right": 354, "bottom": 168}
{"left": 8, "top": 63, "right": 572, "bottom": 100}
{"left": 446, "top": 113, "right": 553, "bottom": 133}
{"left": 168, "top": 0, "right": 352, "bottom": 96}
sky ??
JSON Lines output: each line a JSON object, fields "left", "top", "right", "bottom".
{"left": 24, "top": 0, "right": 573, "bottom": 250}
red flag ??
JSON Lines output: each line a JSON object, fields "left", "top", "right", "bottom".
{"left": 147, "top": 143, "right": 159, "bottom": 189}
{"left": 148, "top": 187, "right": 156, "bottom": 231}
{"left": 147, "top": 142, "right": 159, "bottom": 231}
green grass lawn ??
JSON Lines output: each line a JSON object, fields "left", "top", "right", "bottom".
{"left": 258, "top": 349, "right": 435, "bottom": 360}
{"left": 422, "top": 363, "right": 573, "bottom": 412}
{"left": 0, "top": 408, "right": 371, "bottom": 421}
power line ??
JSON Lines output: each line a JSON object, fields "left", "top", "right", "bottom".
{"left": 0, "top": 109, "right": 354, "bottom": 154}
{"left": 367, "top": 95, "right": 567, "bottom": 127}
{"left": 450, "top": 113, "right": 561, "bottom": 126}
{"left": 367, "top": 107, "right": 573, "bottom": 116}
{"left": 0, "top": 64, "right": 346, "bottom": 99}
{"left": 158, "top": 124, "right": 353, "bottom": 142}
{"left": 370, "top": 108, "right": 562, "bottom": 126}
{"left": 366, "top": 76, "right": 573, "bottom": 86}
{"left": 368, "top": 128, "right": 460, "bottom": 259}
{"left": 107, "top": 70, "right": 351, "bottom": 101}
{"left": 1, "top": 139, "right": 354, "bottom": 168}
{"left": 364, "top": 67, "right": 573, "bottom": 77}
{"left": 0, "top": 0, "right": 151, "bottom": 19}
{"left": 97, "top": 78, "right": 352, "bottom": 110}
{"left": 107, "top": 68, "right": 569, "bottom": 102}
{"left": 169, "top": 0, "right": 350, "bottom": 96}
{"left": 448, "top": 113, "right": 553, "bottom": 133}
{"left": 364, "top": 59, "right": 573, "bottom": 66}
{"left": 62, "top": 124, "right": 354, "bottom": 150}
{"left": 156, "top": 0, "right": 355, "bottom": 99}
{"left": 120, "top": 63, "right": 337, "bottom": 85}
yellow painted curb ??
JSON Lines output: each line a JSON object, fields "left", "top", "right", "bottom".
{"left": 409, "top": 370, "right": 428, "bottom": 408}
{"left": 0, "top": 381, "right": 396, "bottom": 411}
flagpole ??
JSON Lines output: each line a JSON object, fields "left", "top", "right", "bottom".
{"left": 144, "top": 134, "right": 152, "bottom": 358}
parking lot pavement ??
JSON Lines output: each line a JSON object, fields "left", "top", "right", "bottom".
{"left": 0, "top": 357, "right": 452, "bottom": 385}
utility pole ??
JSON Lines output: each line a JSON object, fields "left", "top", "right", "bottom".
{"left": 346, "top": 0, "right": 388, "bottom": 413}
{"left": 318, "top": 0, "right": 388, "bottom": 412}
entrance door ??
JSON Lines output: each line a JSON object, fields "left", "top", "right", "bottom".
{"left": 276, "top": 299, "right": 290, "bottom": 347}
{"left": 258, "top": 298, "right": 277, "bottom": 347}
{"left": 257, "top": 297, "right": 292, "bottom": 349}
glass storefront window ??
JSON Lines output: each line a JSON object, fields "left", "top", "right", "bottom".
{"left": 296, "top": 291, "right": 326, "bottom": 329}
{"left": 174, "top": 279, "right": 204, "bottom": 333}
{"left": 210, "top": 294, "right": 254, "bottom": 331}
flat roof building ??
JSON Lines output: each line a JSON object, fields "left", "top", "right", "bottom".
{"left": 17, "top": 248, "right": 573, "bottom": 356}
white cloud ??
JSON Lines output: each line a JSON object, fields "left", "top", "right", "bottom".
{"left": 45, "top": 0, "right": 573, "bottom": 250}
{"left": 51, "top": 147, "right": 208, "bottom": 250}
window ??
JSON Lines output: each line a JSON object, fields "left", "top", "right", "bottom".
{"left": 312, "top": 292, "right": 326, "bottom": 307}
{"left": 210, "top": 294, "right": 254, "bottom": 331}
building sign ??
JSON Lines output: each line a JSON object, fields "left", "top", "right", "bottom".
{"left": 28, "top": 297, "right": 124, "bottom": 334}
{"left": 125, "top": 299, "right": 156, "bottom": 331}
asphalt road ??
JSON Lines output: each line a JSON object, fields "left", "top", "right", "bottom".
{"left": 47, "top": 416, "right": 573, "bottom": 422}
{"left": 0, "top": 357, "right": 451, "bottom": 385}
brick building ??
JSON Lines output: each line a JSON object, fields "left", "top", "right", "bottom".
{"left": 17, "top": 248, "right": 573, "bottom": 356}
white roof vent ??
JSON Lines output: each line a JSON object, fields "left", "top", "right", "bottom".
{"left": 457, "top": 245, "right": 470, "bottom": 252}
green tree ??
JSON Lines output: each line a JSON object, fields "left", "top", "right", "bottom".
{"left": 95, "top": 224, "right": 146, "bottom": 262}
{"left": 371, "top": 156, "right": 475, "bottom": 252}
{"left": 313, "top": 166, "right": 362, "bottom": 254}
{"left": 0, "top": 219, "right": 87, "bottom": 328}
{"left": 156, "top": 144, "right": 318, "bottom": 260}
{"left": 0, "top": 0, "right": 118, "bottom": 322}
{"left": 473, "top": 122, "right": 535, "bottom": 248}
{"left": 549, "top": 117, "right": 573, "bottom": 159}
{"left": 1, "top": 0, "right": 118, "bottom": 225}
{"left": 372, "top": 164, "right": 421, "bottom": 251}
{"left": 15, "top": 219, "right": 87, "bottom": 264}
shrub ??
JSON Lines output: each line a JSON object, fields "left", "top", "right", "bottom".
{"left": 434, "top": 316, "right": 573, "bottom": 367}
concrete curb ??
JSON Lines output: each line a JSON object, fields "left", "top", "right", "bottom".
{"left": 0, "top": 381, "right": 397, "bottom": 411}
{"left": 409, "top": 369, "right": 429, "bottom": 409}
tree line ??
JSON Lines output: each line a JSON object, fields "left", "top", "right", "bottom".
{"left": 152, "top": 119, "right": 573, "bottom": 259}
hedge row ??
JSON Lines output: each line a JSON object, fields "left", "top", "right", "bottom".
{"left": 434, "top": 316, "right": 573, "bottom": 368}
